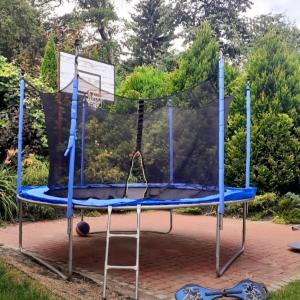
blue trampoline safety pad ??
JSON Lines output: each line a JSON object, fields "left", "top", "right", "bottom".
{"left": 19, "top": 184, "right": 256, "bottom": 209}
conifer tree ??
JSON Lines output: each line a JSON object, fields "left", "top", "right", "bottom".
{"left": 127, "top": 0, "right": 176, "bottom": 67}
{"left": 41, "top": 33, "right": 57, "bottom": 89}
{"left": 169, "top": 22, "right": 219, "bottom": 92}
{"left": 226, "top": 31, "right": 300, "bottom": 194}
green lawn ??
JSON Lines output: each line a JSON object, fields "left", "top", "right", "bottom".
{"left": 269, "top": 280, "right": 300, "bottom": 300}
{"left": 0, "top": 261, "right": 60, "bottom": 300}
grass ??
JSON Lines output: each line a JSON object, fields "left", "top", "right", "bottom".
{"left": 0, "top": 260, "right": 60, "bottom": 300}
{"left": 268, "top": 280, "right": 300, "bottom": 300}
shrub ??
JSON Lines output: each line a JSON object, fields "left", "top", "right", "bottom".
{"left": 175, "top": 192, "right": 300, "bottom": 224}
{"left": 277, "top": 193, "right": 300, "bottom": 224}
{"left": 21, "top": 155, "right": 56, "bottom": 220}
{"left": 0, "top": 57, "right": 49, "bottom": 165}
{"left": 22, "top": 154, "right": 48, "bottom": 186}
{"left": 23, "top": 203, "right": 57, "bottom": 221}
{"left": 247, "top": 192, "right": 300, "bottom": 223}
{"left": 0, "top": 165, "right": 16, "bottom": 221}
{"left": 248, "top": 193, "right": 279, "bottom": 219}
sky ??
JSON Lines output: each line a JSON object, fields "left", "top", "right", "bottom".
{"left": 59, "top": 0, "right": 300, "bottom": 27}
{"left": 247, "top": 0, "right": 300, "bottom": 26}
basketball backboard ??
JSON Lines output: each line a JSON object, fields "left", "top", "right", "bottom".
{"left": 59, "top": 52, "right": 115, "bottom": 101}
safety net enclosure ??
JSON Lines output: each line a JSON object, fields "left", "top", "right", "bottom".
{"left": 18, "top": 76, "right": 255, "bottom": 208}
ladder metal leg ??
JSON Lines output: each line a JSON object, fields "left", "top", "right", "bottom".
{"left": 102, "top": 205, "right": 141, "bottom": 299}
{"left": 135, "top": 205, "right": 141, "bottom": 299}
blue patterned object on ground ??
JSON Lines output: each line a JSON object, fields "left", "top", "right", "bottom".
{"left": 175, "top": 279, "right": 268, "bottom": 300}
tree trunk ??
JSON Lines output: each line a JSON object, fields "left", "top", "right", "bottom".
{"left": 98, "top": 26, "right": 114, "bottom": 65}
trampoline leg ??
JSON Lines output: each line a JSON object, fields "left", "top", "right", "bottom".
{"left": 216, "top": 212, "right": 222, "bottom": 275}
{"left": 167, "top": 209, "right": 173, "bottom": 234}
{"left": 141, "top": 209, "right": 173, "bottom": 234}
{"left": 216, "top": 202, "right": 247, "bottom": 276}
{"left": 67, "top": 216, "right": 73, "bottom": 280}
{"left": 19, "top": 201, "right": 69, "bottom": 280}
{"left": 80, "top": 209, "right": 84, "bottom": 221}
{"left": 103, "top": 206, "right": 112, "bottom": 299}
{"left": 18, "top": 200, "right": 23, "bottom": 250}
{"left": 91, "top": 209, "right": 173, "bottom": 236}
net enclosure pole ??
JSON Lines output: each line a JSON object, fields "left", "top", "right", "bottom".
{"left": 80, "top": 96, "right": 86, "bottom": 186}
{"left": 17, "top": 78, "right": 25, "bottom": 196}
{"left": 216, "top": 51, "right": 225, "bottom": 276}
{"left": 17, "top": 78, "right": 25, "bottom": 250}
{"left": 245, "top": 78, "right": 251, "bottom": 188}
{"left": 80, "top": 96, "right": 86, "bottom": 221}
{"left": 64, "top": 37, "right": 80, "bottom": 279}
{"left": 218, "top": 52, "right": 225, "bottom": 215}
{"left": 168, "top": 97, "right": 174, "bottom": 184}
{"left": 216, "top": 57, "right": 248, "bottom": 277}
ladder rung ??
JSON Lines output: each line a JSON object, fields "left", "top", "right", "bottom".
{"left": 109, "top": 233, "right": 138, "bottom": 238}
{"left": 107, "top": 265, "right": 137, "bottom": 270}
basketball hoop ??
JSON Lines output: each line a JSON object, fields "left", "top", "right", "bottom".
{"left": 87, "top": 90, "right": 102, "bottom": 109}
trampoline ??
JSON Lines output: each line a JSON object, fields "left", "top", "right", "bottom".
{"left": 16, "top": 38, "right": 255, "bottom": 299}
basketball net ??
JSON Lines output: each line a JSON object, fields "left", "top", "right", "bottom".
{"left": 87, "top": 90, "right": 103, "bottom": 109}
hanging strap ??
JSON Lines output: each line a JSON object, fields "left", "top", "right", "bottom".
{"left": 123, "top": 100, "right": 147, "bottom": 198}
{"left": 136, "top": 100, "right": 144, "bottom": 151}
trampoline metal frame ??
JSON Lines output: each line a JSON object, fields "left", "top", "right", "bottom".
{"left": 87, "top": 209, "right": 173, "bottom": 235}
{"left": 17, "top": 194, "right": 249, "bottom": 283}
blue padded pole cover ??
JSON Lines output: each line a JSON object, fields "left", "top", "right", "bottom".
{"left": 218, "top": 53, "right": 225, "bottom": 214}
{"left": 168, "top": 97, "right": 174, "bottom": 184}
{"left": 16, "top": 79, "right": 25, "bottom": 196}
{"left": 65, "top": 38, "right": 80, "bottom": 218}
{"left": 80, "top": 97, "right": 86, "bottom": 185}
{"left": 65, "top": 79, "right": 78, "bottom": 218}
{"left": 246, "top": 78, "right": 251, "bottom": 188}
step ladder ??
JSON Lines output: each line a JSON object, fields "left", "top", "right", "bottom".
{"left": 102, "top": 205, "right": 141, "bottom": 299}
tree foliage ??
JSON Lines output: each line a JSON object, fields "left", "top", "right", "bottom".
{"left": 75, "top": 0, "right": 119, "bottom": 64}
{"left": 126, "top": 0, "right": 176, "bottom": 68}
{"left": 27, "top": 0, "right": 63, "bottom": 8}
{"left": 169, "top": 22, "right": 219, "bottom": 92}
{"left": 175, "top": 0, "right": 252, "bottom": 59}
{"left": 0, "top": 57, "right": 19, "bottom": 111}
{"left": 41, "top": 34, "right": 57, "bottom": 89}
{"left": 117, "top": 65, "right": 169, "bottom": 99}
{"left": 0, "top": 0, "right": 45, "bottom": 67}
{"left": 226, "top": 31, "right": 300, "bottom": 194}
{"left": 0, "top": 57, "right": 48, "bottom": 164}
{"left": 247, "top": 13, "right": 300, "bottom": 51}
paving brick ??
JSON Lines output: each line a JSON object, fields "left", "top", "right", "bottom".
{"left": 0, "top": 211, "right": 300, "bottom": 298}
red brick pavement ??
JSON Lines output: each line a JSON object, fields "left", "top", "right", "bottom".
{"left": 0, "top": 211, "right": 300, "bottom": 298}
